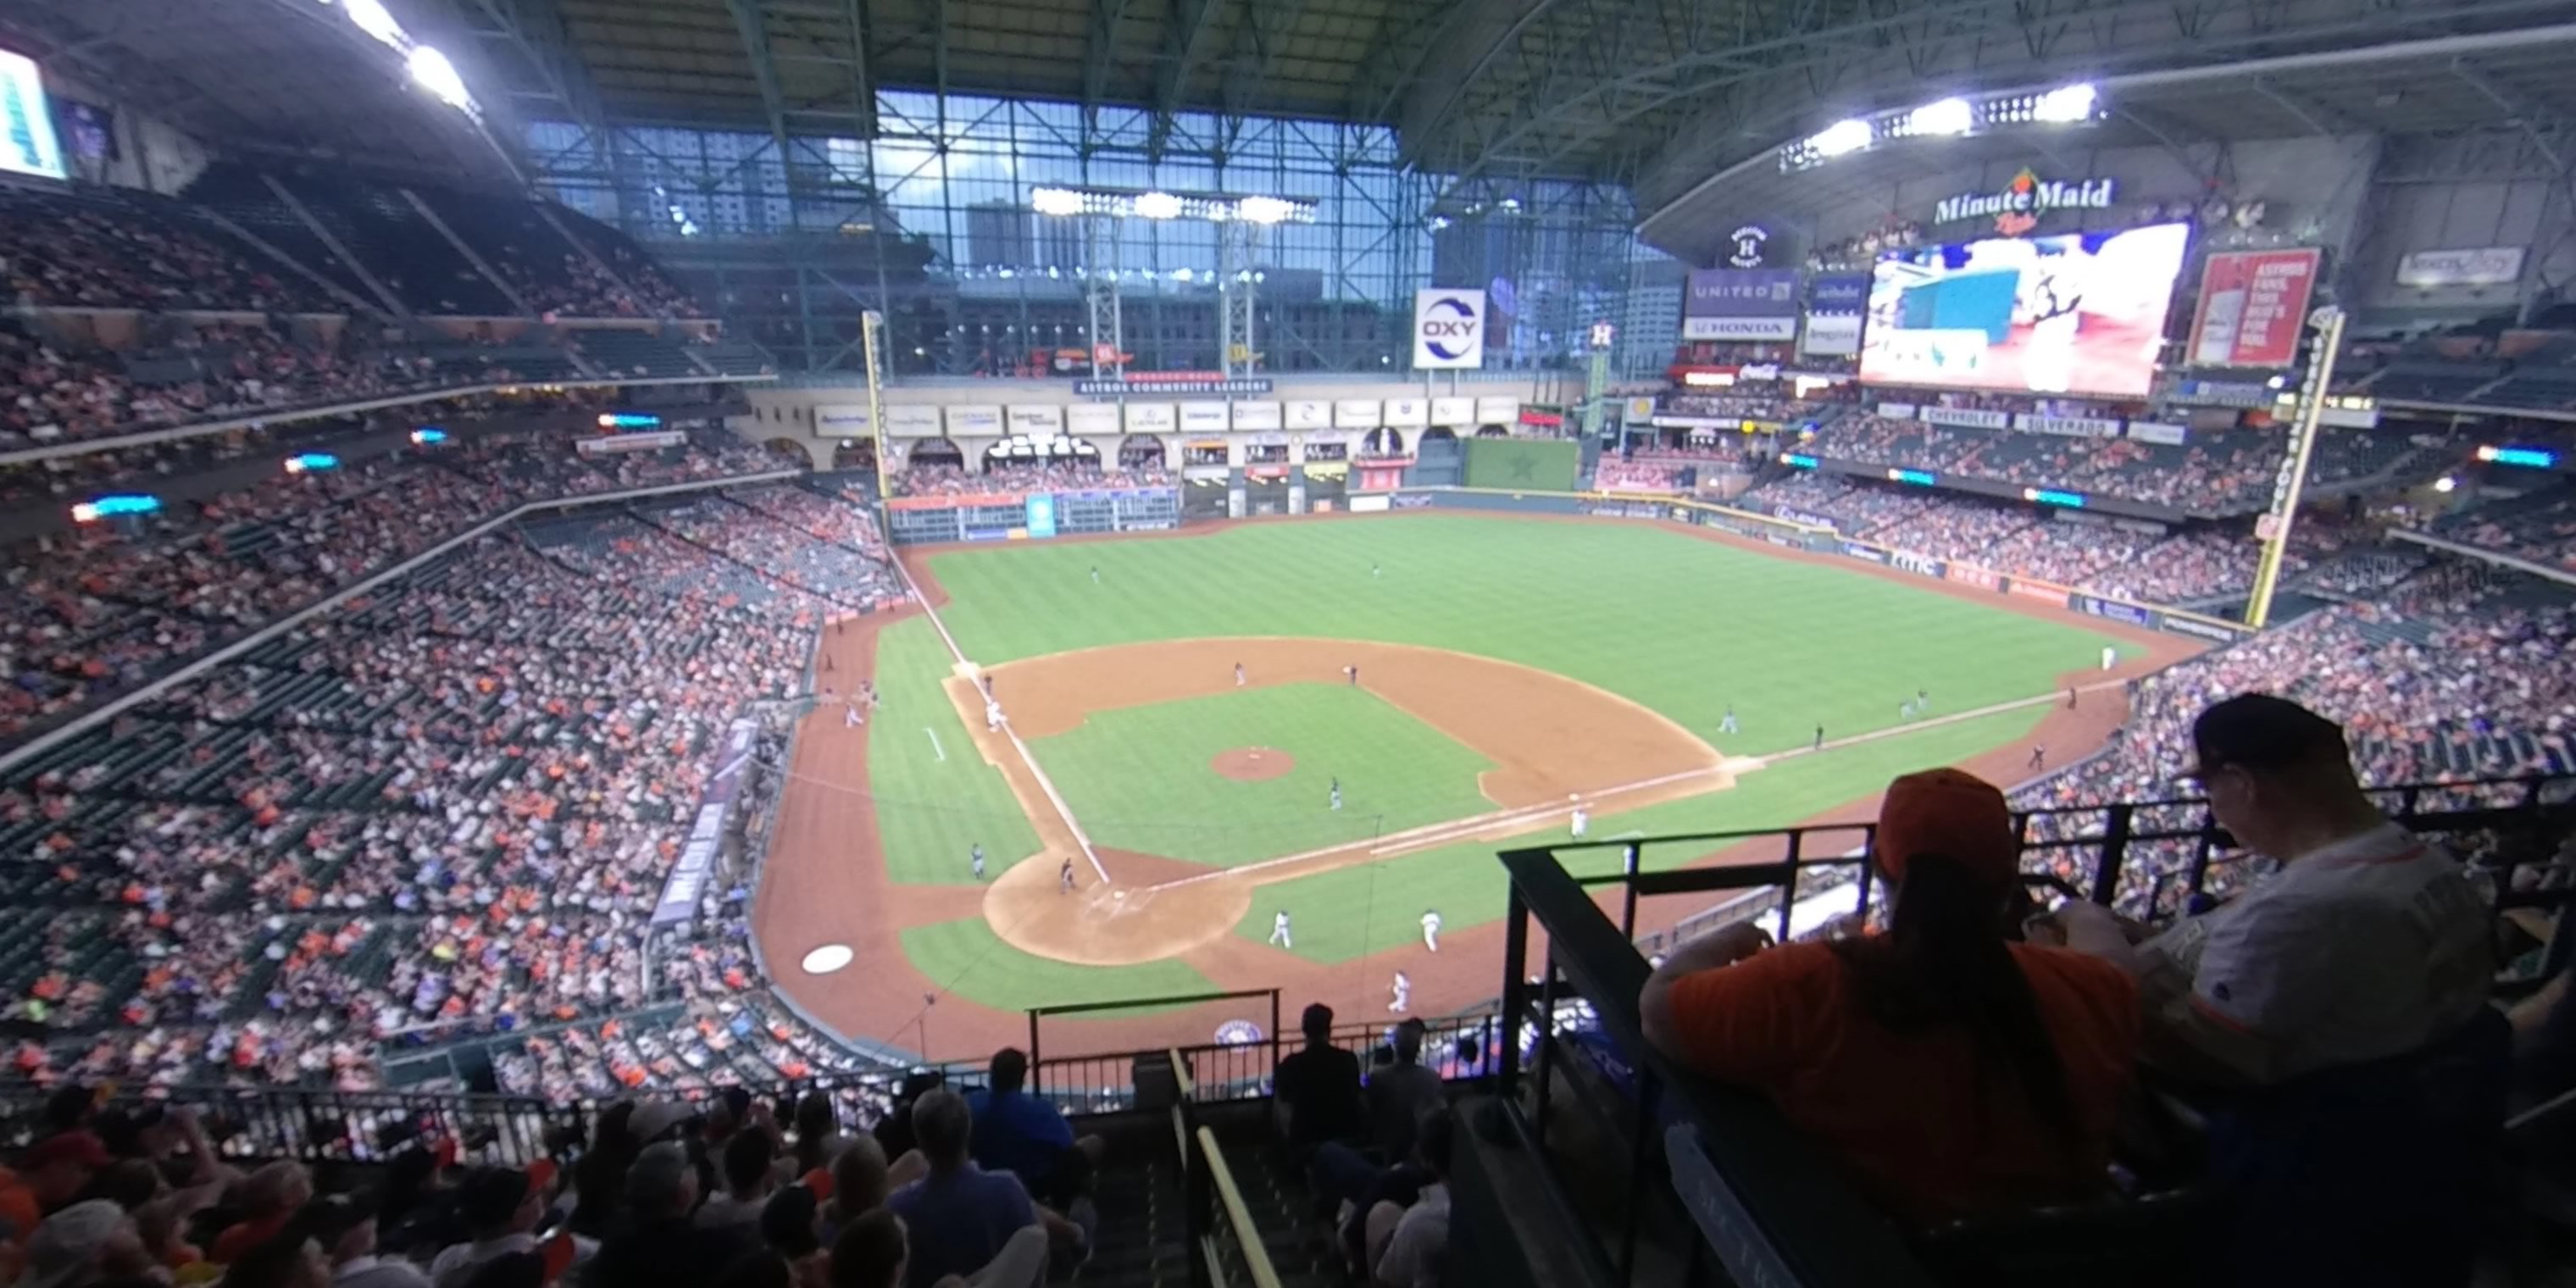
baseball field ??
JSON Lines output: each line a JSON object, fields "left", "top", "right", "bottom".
{"left": 754, "top": 512, "right": 2196, "bottom": 1060}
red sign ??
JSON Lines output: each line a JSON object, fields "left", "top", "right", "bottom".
{"left": 1945, "top": 564, "right": 2001, "bottom": 591}
{"left": 2187, "top": 248, "right": 2321, "bottom": 369}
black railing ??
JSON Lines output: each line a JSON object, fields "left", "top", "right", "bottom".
{"left": 1480, "top": 770, "right": 2576, "bottom": 1288}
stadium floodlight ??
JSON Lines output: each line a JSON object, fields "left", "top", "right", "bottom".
{"left": 2034, "top": 83, "right": 2097, "bottom": 123}
{"left": 408, "top": 47, "right": 474, "bottom": 111}
{"left": 1172, "top": 267, "right": 1195, "bottom": 283}
{"left": 1133, "top": 192, "right": 1184, "bottom": 219}
{"left": 1810, "top": 119, "right": 1874, "bottom": 158}
{"left": 1030, "top": 186, "right": 1085, "bottom": 216}
{"left": 342, "top": 0, "right": 408, "bottom": 47}
{"left": 1235, "top": 196, "right": 1297, "bottom": 225}
{"left": 2433, "top": 475, "right": 2458, "bottom": 493}
{"left": 1904, "top": 97, "right": 1974, "bottom": 136}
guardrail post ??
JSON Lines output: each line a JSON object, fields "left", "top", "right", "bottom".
{"left": 1268, "top": 990, "right": 1281, "bottom": 1091}
{"left": 1500, "top": 884, "right": 1529, "bottom": 1098}
{"left": 1027, "top": 1008, "right": 1042, "bottom": 1079}
{"left": 1774, "top": 830, "right": 1802, "bottom": 943}
{"left": 2091, "top": 804, "right": 2134, "bottom": 906}
{"left": 1620, "top": 842, "right": 1642, "bottom": 939}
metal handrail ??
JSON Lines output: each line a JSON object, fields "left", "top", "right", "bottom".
{"left": 1496, "top": 846, "right": 1941, "bottom": 1288}
{"left": 1196, "top": 1124, "right": 1286, "bottom": 1288}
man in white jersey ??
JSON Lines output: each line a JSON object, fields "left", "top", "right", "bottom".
{"left": 2047, "top": 694, "right": 2498, "bottom": 1288}
{"left": 1420, "top": 909, "right": 1441, "bottom": 952}
{"left": 1269, "top": 909, "right": 1293, "bottom": 949}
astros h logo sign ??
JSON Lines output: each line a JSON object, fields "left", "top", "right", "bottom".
{"left": 1421, "top": 295, "right": 1480, "bottom": 361}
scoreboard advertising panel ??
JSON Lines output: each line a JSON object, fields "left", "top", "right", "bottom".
{"left": 2186, "top": 247, "right": 2321, "bottom": 369}
{"left": 1859, "top": 223, "right": 2190, "bottom": 399}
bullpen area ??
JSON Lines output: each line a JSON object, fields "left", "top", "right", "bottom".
{"left": 755, "top": 512, "right": 2197, "bottom": 1061}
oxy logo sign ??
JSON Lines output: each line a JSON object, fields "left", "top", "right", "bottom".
{"left": 1413, "top": 288, "right": 1487, "bottom": 369}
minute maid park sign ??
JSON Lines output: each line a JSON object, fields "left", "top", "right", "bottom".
{"left": 1933, "top": 168, "right": 2117, "bottom": 235}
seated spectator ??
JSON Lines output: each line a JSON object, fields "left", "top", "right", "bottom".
{"left": 584, "top": 1142, "right": 751, "bottom": 1288}
{"left": 428, "top": 1164, "right": 559, "bottom": 1288}
{"left": 696, "top": 1130, "right": 781, "bottom": 1233}
{"left": 755, "top": 1185, "right": 825, "bottom": 1283}
{"left": 214, "top": 1162, "right": 316, "bottom": 1263}
{"left": 1364, "top": 1020, "right": 1445, "bottom": 1162}
{"left": 3, "top": 1130, "right": 112, "bottom": 1243}
{"left": 1640, "top": 768, "right": 2140, "bottom": 1223}
{"left": 1367, "top": 1110, "right": 1453, "bottom": 1288}
{"left": 964, "top": 1048, "right": 1088, "bottom": 1202}
{"left": 1274, "top": 1002, "right": 1364, "bottom": 1149}
{"left": 308, "top": 1193, "right": 432, "bottom": 1288}
{"left": 2048, "top": 694, "right": 2501, "bottom": 1287}
{"left": 827, "top": 1210, "right": 906, "bottom": 1288}
{"left": 17, "top": 1197, "right": 165, "bottom": 1288}
{"left": 791, "top": 1093, "right": 852, "bottom": 1184}
{"left": 884, "top": 1091, "right": 1037, "bottom": 1288}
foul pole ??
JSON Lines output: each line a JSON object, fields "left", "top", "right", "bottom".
{"left": 2244, "top": 305, "right": 2348, "bottom": 630}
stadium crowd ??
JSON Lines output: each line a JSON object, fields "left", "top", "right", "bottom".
{"left": 3, "top": 465, "right": 908, "bottom": 1093}
{"left": 0, "top": 1050, "right": 1101, "bottom": 1288}
{"left": 1805, "top": 415, "right": 2428, "bottom": 513}
{"left": 0, "top": 427, "right": 779, "bottom": 745}
{"left": 888, "top": 461, "right": 1175, "bottom": 498}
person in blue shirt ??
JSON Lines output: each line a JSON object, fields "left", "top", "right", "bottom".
{"left": 964, "top": 1047, "right": 1097, "bottom": 1207}
{"left": 885, "top": 1090, "right": 1038, "bottom": 1288}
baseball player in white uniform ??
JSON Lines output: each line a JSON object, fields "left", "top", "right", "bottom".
{"left": 1234, "top": 663, "right": 1246, "bottom": 687}
{"left": 2101, "top": 645, "right": 2118, "bottom": 671}
{"left": 1389, "top": 970, "right": 1411, "bottom": 1013}
{"left": 1718, "top": 706, "right": 1738, "bottom": 736}
{"left": 1569, "top": 803, "right": 1588, "bottom": 838}
{"left": 844, "top": 701, "right": 863, "bottom": 728}
{"left": 985, "top": 698, "right": 1003, "bottom": 732}
{"left": 1421, "top": 909, "right": 1442, "bottom": 952}
{"left": 1269, "top": 909, "right": 1293, "bottom": 948}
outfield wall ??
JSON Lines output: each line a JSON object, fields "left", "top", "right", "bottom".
{"left": 884, "top": 486, "right": 1184, "bottom": 542}
{"left": 1383, "top": 486, "right": 2254, "bottom": 642}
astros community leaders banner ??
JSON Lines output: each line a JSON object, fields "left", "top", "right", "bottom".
{"left": 1683, "top": 269, "right": 1802, "bottom": 341}
{"left": 1413, "top": 288, "right": 1488, "bottom": 369}
{"left": 2187, "top": 248, "right": 2320, "bottom": 369}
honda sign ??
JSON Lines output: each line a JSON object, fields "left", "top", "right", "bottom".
{"left": 1413, "top": 289, "right": 1487, "bottom": 369}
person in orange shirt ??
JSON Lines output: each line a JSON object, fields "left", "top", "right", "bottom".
{"left": 1639, "top": 767, "right": 2140, "bottom": 1224}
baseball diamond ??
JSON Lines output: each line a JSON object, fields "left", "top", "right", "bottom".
{"left": 752, "top": 512, "right": 2195, "bottom": 1060}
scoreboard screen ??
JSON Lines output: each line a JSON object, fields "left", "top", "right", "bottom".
{"left": 0, "top": 47, "right": 67, "bottom": 181}
{"left": 1860, "top": 223, "right": 2188, "bottom": 399}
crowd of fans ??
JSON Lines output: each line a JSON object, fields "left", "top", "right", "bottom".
{"left": 2435, "top": 482, "right": 2576, "bottom": 569}
{"left": 0, "top": 1055, "right": 1106, "bottom": 1288}
{"left": 0, "top": 427, "right": 778, "bottom": 746}
{"left": 3, "top": 462, "right": 908, "bottom": 1091}
{"left": 1593, "top": 460, "right": 1687, "bottom": 492}
{"left": 1803, "top": 415, "right": 2429, "bottom": 514}
{"left": 0, "top": 186, "right": 335, "bottom": 315}
{"left": 2014, "top": 562, "right": 2575, "bottom": 917}
{"left": 888, "top": 460, "right": 1175, "bottom": 498}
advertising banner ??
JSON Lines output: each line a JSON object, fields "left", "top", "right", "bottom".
{"left": 1006, "top": 404, "right": 1064, "bottom": 435}
{"left": 1889, "top": 549, "right": 1946, "bottom": 578}
{"left": 2396, "top": 246, "right": 2524, "bottom": 289}
{"left": 2074, "top": 595, "right": 2155, "bottom": 627}
{"left": 1180, "top": 402, "right": 1230, "bottom": 432}
{"left": 1287, "top": 400, "right": 1332, "bottom": 430}
{"left": 815, "top": 404, "right": 872, "bottom": 433}
{"left": 1349, "top": 495, "right": 1392, "bottom": 513}
{"left": 1774, "top": 507, "right": 1838, "bottom": 531}
{"left": 1920, "top": 406, "right": 2012, "bottom": 430}
{"left": 1801, "top": 272, "right": 1870, "bottom": 357}
{"left": 1384, "top": 397, "right": 1429, "bottom": 428}
{"left": 946, "top": 404, "right": 1003, "bottom": 436}
{"left": 1624, "top": 397, "right": 1659, "bottom": 423}
{"left": 1841, "top": 541, "right": 1888, "bottom": 564}
{"left": 2164, "top": 614, "right": 2243, "bottom": 641}
{"left": 1124, "top": 403, "right": 1177, "bottom": 433}
{"left": 1230, "top": 401, "right": 1283, "bottom": 431}
{"left": 1024, "top": 493, "right": 1058, "bottom": 540}
{"left": 1335, "top": 399, "right": 1383, "bottom": 429}
{"left": 1067, "top": 403, "right": 1122, "bottom": 436}
{"left": 2127, "top": 420, "right": 2188, "bottom": 445}
{"left": 1391, "top": 492, "right": 1435, "bottom": 509}
{"left": 652, "top": 717, "right": 759, "bottom": 926}
{"left": 575, "top": 430, "right": 686, "bottom": 456}
{"left": 1430, "top": 397, "right": 1475, "bottom": 426}
{"left": 2016, "top": 414, "right": 2123, "bottom": 437}
{"left": 2008, "top": 580, "right": 2070, "bottom": 607}
{"left": 1876, "top": 401, "right": 1919, "bottom": 419}
{"left": 2188, "top": 248, "right": 2321, "bottom": 368}
{"left": 1946, "top": 564, "right": 2001, "bottom": 591}
{"left": 1474, "top": 396, "right": 1521, "bottom": 425}
{"left": 885, "top": 405, "right": 942, "bottom": 436}
{"left": 1683, "top": 269, "right": 1802, "bottom": 341}
{"left": 1412, "top": 288, "right": 1489, "bottom": 369}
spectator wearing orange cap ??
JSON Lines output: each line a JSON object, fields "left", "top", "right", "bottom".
{"left": 1638, "top": 767, "right": 2139, "bottom": 1223}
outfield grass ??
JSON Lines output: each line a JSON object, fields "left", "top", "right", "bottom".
{"left": 924, "top": 516, "right": 2129, "bottom": 756}
{"left": 1028, "top": 683, "right": 1497, "bottom": 867}
{"left": 868, "top": 618, "right": 1044, "bottom": 885}
{"left": 1225, "top": 705, "right": 2048, "bottom": 963}
{"left": 901, "top": 917, "right": 1216, "bottom": 1013}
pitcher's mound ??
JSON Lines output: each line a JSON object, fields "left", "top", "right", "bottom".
{"left": 1212, "top": 747, "right": 1295, "bottom": 781}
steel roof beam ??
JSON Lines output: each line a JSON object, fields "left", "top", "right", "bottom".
{"left": 1148, "top": 0, "right": 1227, "bottom": 155}
{"left": 1084, "top": 0, "right": 1139, "bottom": 128}
{"left": 725, "top": 0, "right": 797, "bottom": 160}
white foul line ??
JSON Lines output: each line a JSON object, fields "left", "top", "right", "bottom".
{"left": 924, "top": 727, "right": 946, "bottom": 763}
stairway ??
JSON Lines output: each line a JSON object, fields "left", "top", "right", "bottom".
{"left": 1078, "top": 1152, "right": 1188, "bottom": 1288}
